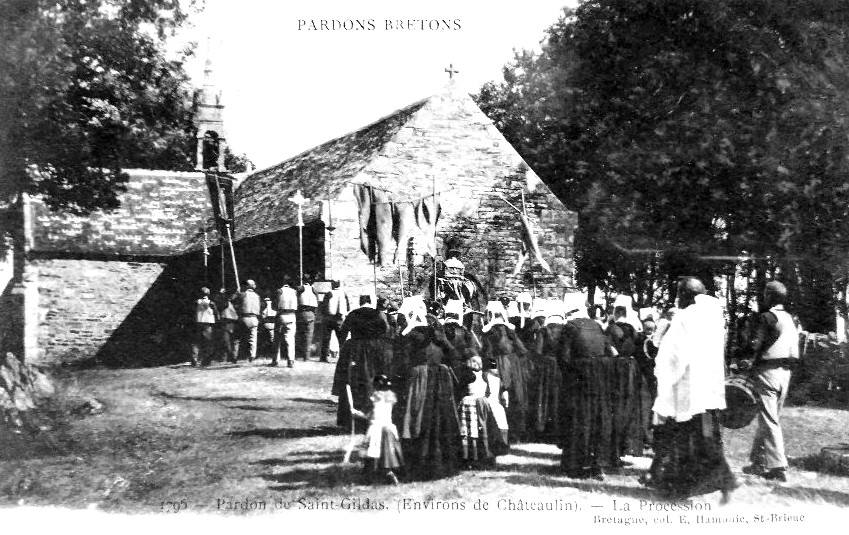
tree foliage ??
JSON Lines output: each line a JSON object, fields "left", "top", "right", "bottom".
{"left": 475, "top": 0, "right": 849, "bottom": 324}
{"left": 0, "top": 0, "right": 200, "bottom": 214}
{"left": 223, "top": 148, "right": 254, "bottom": 174}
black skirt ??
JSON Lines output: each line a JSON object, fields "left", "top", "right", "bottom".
{"left": 643, "top": 410, "right": 737, "bottom": 499}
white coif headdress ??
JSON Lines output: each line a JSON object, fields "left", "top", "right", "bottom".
{"left": 544, "top": 300, "right": 568, "bottom": 326}
{"left": 483, "top": 301, "right": 512, "bottom": 333}
{"left": 563, "top": 292, "right": 589, "bottom": 320}
{"left": 613, "top": 294, "right": 642, "bottom": 332}
{"left": 399, "top": 295, "right": 428, "bottom": 336}
{"left": 442, "top": 299, "right": 464, "bottom": 325}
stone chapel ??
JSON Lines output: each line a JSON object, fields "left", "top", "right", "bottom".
{"left": 1, "top": 69, "right": 577, "bottom": 367}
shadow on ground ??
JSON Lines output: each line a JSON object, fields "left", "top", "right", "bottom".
{"left": 772, "top": 485, "right": 849, "bottom": 506}
{"left": 261, "top": 465, "right": 364, "bottom": 491}
{"left": 253, "top": 452, "right": 343, "bottom": 467}
{"left": 155, "top": 392, "right": 259, "bottom": 403}
{"left": 227, "top": 405, "right": 288, "bottom": 412}
{"left": 287, "top": 397, "right": 337, "bottom": 407}
{"left": 227, "top": 425, "right": 341, "bottom": 439}
{"left": 789, "top": 451, "right": 849, "bottom": 478}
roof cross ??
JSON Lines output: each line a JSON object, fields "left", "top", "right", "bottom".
{"left": 444, "top": 63, "right": 459, "bottom": 80}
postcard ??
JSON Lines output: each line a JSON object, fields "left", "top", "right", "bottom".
{"left": 1, "top": 0, "right": 847, "bottom": 533}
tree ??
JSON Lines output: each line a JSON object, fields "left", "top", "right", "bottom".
{"left": 475, "top": 0, "right": 849, "bottom": 329}
{"left": 223, "top": 148, "right": 254, "bottom": 174}
{"left": 0, "top": 0, "right": 200, "bottom": 214}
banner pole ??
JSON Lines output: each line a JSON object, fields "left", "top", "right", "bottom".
{"left": 225, "top": 223, "right": 241, "bottom": 292}
{"left": 432, "top": 174, "right": 438, "bottom": 302}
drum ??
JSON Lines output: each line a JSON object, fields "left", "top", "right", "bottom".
{"left": 722, "top": 375, "right": 759, "bottom": 429}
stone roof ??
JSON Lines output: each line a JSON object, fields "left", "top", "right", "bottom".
{"left": 31, "top": 170, "right": 213, "bottom": 257}
{"left": 219, "top": 98, "right": 429, "bottom": 245}
{"left": 183, "top": 83, "right": 564, "bottom": 254}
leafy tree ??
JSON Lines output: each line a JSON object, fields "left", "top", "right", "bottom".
{"left": 0, "top": 0, "right": 200, "bottom": 214}
{"left": 223, "top": 148, "right": 254, "bottom": 174}
{"left": 476, "top": 0, "right": 849, "bottom": 329}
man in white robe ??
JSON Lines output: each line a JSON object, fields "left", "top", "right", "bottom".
{"left": 643, "top": 277, "right": 737, "bottom": 501}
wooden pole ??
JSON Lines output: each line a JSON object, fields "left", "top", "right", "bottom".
{"left": 211, "top": 173, "right": 226, "bottom": 290}
{"left": 327, "top": 199, "right": 334, "bottom": 281}
{"left": 218, "top": 237, "right": 227, "bottom": 288}
{"left": 289, "top": 190, "right": 308, "bottom": 287}
{"left": 225, "top": 223, "right": 241, "bottom": 292}
{"left": 432, "top": 174, "right": 438, "bottom": 302}
{"left": 220, "top": 232, "right": 226, "bottom": 290}
{"left": 373, "top": 259, "right": 378, "bottom": 299}
{"left": 298, "top": 222, "right": 304, "bottom": 287}
{"left": 203, "top": 229, "right": 209, "bottom": 285}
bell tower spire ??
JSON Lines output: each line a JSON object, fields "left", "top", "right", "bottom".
{"left": 194, "top": 38, "right": 227, "bottom": 171}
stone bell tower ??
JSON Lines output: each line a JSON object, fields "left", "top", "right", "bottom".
{"left": 194, "top": 40, "right": 227, "bottom": 171}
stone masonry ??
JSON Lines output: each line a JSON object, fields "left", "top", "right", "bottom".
{"left": 315, "top": 83, "right": 577, "bottom": 301}
{"left": 34, "top": 259, "right": 167, "bottom": 365}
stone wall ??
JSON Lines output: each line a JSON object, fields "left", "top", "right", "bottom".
{"left": 34, "top": 259, "right": 169, "bottom": 366}
{"left": 20, "top": 84, "right": 578, "bottom": 366}
{"left": 320, "top": 84, "right": 577, "bottom": 303}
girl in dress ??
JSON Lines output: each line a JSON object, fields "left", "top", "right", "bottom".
{"left": 350, "top": 374, "right": 404, "bottom": 484}
{"left": 458, "top": 354, "right": 488, "bottom": 467}
{"left": 483, "top": 356, "right": 510, "bottom": 452}
{"left": 457, "top": 353, "right": 510, "bottom": 467}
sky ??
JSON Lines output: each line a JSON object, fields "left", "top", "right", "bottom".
{"left": 180, "top": 0, "right": 577, "bottom": 169}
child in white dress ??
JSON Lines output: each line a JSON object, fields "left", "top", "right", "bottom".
{"left": 351, "top": 374, "right": 403, "bottom": 484}
{"left": 483, "top": 356, "right": 510, "bottom": 448}
{"left": 458, "top": 354, "right": 510, "bottom": 467}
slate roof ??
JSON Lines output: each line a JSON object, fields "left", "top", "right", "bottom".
{"left": 183, "top": 98, "right": 430, "bottom": 252}
{"left": 31, "top": 170, "right": 213, "bottom": 257}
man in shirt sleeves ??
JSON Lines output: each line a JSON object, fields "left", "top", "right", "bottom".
{"left": 232, "top": 279, "right": 261, "bottom": 362}
{"left": 320, "top": 280, "right": 349, "bottom": 363}
{"left": 742, "top": 281, "right": 800, "bottom": 482}
{"left": 296, "top": 276, "right": 319, "bottom": 361}
{"left": 273, "top": 276, "right": 298, "bottom": 368}
{"left": 190, "top": 287, "right": 218, "bottom": 367}
{"left": 645, "top": 277, "right": 737, "bottom": 501}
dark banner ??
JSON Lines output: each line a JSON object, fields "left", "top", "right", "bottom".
{"left": 205, "top": 172, "right": 235, "bottom": 235}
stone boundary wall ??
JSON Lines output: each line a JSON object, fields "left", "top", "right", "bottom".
{"left": 34, "top": 259, "right": 167, "bottom": 365}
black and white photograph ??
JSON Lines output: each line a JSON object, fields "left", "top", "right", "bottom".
{"left": 1, "top": 0, "right": 848, "bottom": 531}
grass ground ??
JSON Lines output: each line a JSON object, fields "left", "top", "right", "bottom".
{"left": 1, "top": 358, "right": 848, "bottom": 519}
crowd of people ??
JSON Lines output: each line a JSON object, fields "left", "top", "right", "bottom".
{"left": 190, "top": 275, "right": 801, "bottom": 503}
{"left": 188, "top": 275, "right": 344, "bottom": 368}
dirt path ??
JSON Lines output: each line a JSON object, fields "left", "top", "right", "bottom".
{"left": 1, "top": 361, "right": 848, "bottom": 516}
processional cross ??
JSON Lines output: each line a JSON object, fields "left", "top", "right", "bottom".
{"left": 289, "top": 189, "right": 309, "bottom": 286}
